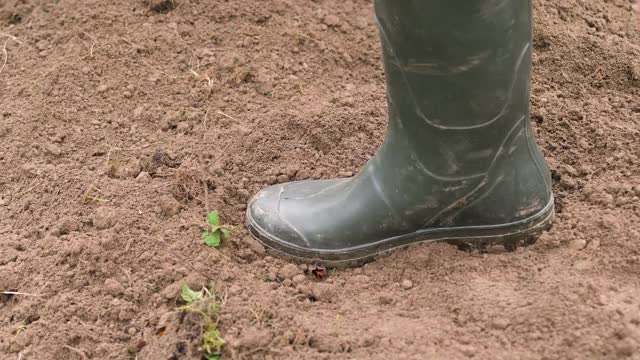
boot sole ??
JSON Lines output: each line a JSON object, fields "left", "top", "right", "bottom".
{"left": 246, "top": 197, "right": 555, "bottom": 268}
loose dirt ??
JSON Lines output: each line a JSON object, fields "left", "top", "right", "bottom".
{"left": 1, "top": 0, "right": 639, "bottom": 359}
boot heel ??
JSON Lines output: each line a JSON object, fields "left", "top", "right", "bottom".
{"left": 445, "top": 201, "right": 555, "bottom": 252}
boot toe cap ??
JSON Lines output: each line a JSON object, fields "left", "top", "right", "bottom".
{"left": 246, "top": 183, "right": 310, "bottom": 250}
{"left": 246, "top": 179, "right": 351, "bottom": 252}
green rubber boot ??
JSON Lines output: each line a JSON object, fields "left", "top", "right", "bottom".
{"left": 246, "top": 0, "right": 554, "bottom": 267}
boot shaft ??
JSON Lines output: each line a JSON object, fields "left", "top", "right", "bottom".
{"left": 375, "top": 0, "right": 534, "bottom": 178}
{"left": 372, "top": 0, "right": 551, "bottom": 227}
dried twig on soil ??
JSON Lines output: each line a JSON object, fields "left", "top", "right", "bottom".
{"left": 172, "top": 28, "right": 214, "bottom": 89}
{"left": 173, "top": 28, "right": 197, "bottom": 60}
{"left": 216, "top": 110, "right": 242, "bottom": 123}
{"left": 1, "top": 291, "right": 41, "bottom": 297}
{"left": 0, "top": 33, "right": 23, "bottom": 75}
{"left": 82, "top": 183, "right": 109, "bottom": 204}
{"left": 0, "top": 32, "right": 22, "bottom": 43}
{"left": 119, "top": 37, "right": 142, "bottom": 49}
{"left": 82, "top": 32, "right": 97, "bottom": 58}
{"left": 63, "top": 345, "right": 88, "bottom": 360}
{"left": 1, "top": 39, "right": 9, "bottom": 74}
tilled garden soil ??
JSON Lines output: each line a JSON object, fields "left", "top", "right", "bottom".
{"left": 1, "top": 0, "right": 640, "bottom": 359}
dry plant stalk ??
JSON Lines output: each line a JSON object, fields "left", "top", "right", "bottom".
{"left": 0, "top": 33, "right": 22, "bottom": 75}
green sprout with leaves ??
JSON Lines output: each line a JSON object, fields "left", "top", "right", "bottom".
{"left": 178, "top": 284, "right": 225, "bottom": 360}
{"left": 201, "top": 211, "right": 232, "bottom": 248}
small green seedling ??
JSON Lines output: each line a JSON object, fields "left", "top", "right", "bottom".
{"left": 180, "top": 284, "right": 204, "bottom": 304}
{"left": 201, "top": 211, "right": 232, "bottom": 248}
{"left": 178, "top": 284, "right": 225, "bottom": 359}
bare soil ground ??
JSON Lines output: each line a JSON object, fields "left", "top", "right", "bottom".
{"left": 1, "top": 0, "right": 640, "bottom": 359}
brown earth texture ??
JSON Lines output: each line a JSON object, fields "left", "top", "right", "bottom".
{"left": 1, "top": 0, "right": 640, "bottom": 359}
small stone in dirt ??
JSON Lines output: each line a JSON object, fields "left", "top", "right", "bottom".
{"left": 81, "top": 66, "right": 91, "bottom": 75}
{"left": 104, "top": 278, "right": 125, "bottom": 296}
{"left": 244, "top": 236, "right": 266, "bottom": 256}
{"left": 0, "top": 249, "right": 18, "bottom": 265}
{"left": 114, "top": 158, "right": 141, "bottom": 178}
{"left": 276, "top": 174, "right": 290, "bottom": 183}
{"left": 322, "top": 14, "right": 341, "bottom": 27}
{"left": 238, "top": 177, "right": 249, "bottom": 189}
{"left": 577, "top": 139, "right": 589, "bottom": 150}
{"left": 127, "top": 327, "right": 137, "bottom": 336}
{"left": 401, "top": 279, "right": 414, "bottom": 290}
{"left": 219, "top": 52, "right": 238, "bottom": 70}
{"left": 237, "top": 188, "right": 250, "bottom": 201}
{"left": 266, "top": 267, "right": 278, "bottom": 282}
{"left": 236, "top": 327, "right": 272, "bottom": 349}
{"left": 311, "top": 283, "right": 335, "bottom": 302}
{"left": 568, "top": 238, "right": 587, "bottom": 251}
{"left": 7, "top": 332, "right": 32, "bottom": 353}
{"left": 378, "top": 293, "right": 395, "bottom": 305}
{"left": 136, "top": 171, "right": 151, "bottom": 182}
{"left": 159, "top": 196, "right": 181, "bottom": 217}
{"left": 133, "top": 106, "right": 144, "bottom": 119}
{"left": 292, "top": 274, "right": 306, "bottom": 285}
{"left": 99, "top": 233, "right": 116, "bottom": 249}
{"left": 278, "top": 263, "right": 302, "bottom": 280}
{"left": 310, "top": 334, "right": 343, "bottom": 353}
{"left": 282, "top": 279, "right": 292, "bottom": 287}
{"left": 352, "top": 274, "right": 370, "bottom": 284}
{"left": 574, "top": 260, "right": 594, "bottom": 271}
{"left": 256, "top": 81, "right": 274, "bottom": 95}
{"left": 156, "top": 310, "right": 174, "bottom": 330}
{"left": 359, "top": 335, "right": 377, "bottom": 348}
{"left": 211, "top": 165, "right": 225, "bottom": 176}
{"left": 68, "top": 242, "right": 84, "bottom": 257}
{"left": 280, "top": 330, "right": 296, "bottom": 345}
{"left": 45, "top": 144, "right": 62, "bottom": 156}
{"left": 50, "top": 217, "right": 80, "bottom": 236}
{"left": 35, "top": 39, "right": 48, "bottom": 51}
{"left": 491, "top": 318, "right": 510, "bottom": 330}
{"left": 560, "top": 177, "right": 576, "bottom": 190}
{"left": 266, "top": 175, "right": 278, "bottom": 185}
{"left": 615, "top": 338, "right": 636, "bottom": 357}
{"left": 160, "top": 282, "right": 181, "bottom": 300}
{"left": 176, "top": 121, "right": 192, "bottom": 133}
{"left": 160, "top": 110, "right": 181, "bottom": 131}
{"left": 286, "top": 168, "right": 298, "bottom": 178}
{"left": 183, "top": 273, "right": 208, "bottom": 290}
{"left": 93, "top": 207, "right": 117, "bottom": 230}
{"left": 97, "top": 84, "right": 109, "bottom": 93}
{"left": 148, "top": 0, "right": 176, "bottom": 13}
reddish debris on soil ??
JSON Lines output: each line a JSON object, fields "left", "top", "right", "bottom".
{"left": 308, "top": 264, "right": 328, "bottom": 280}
